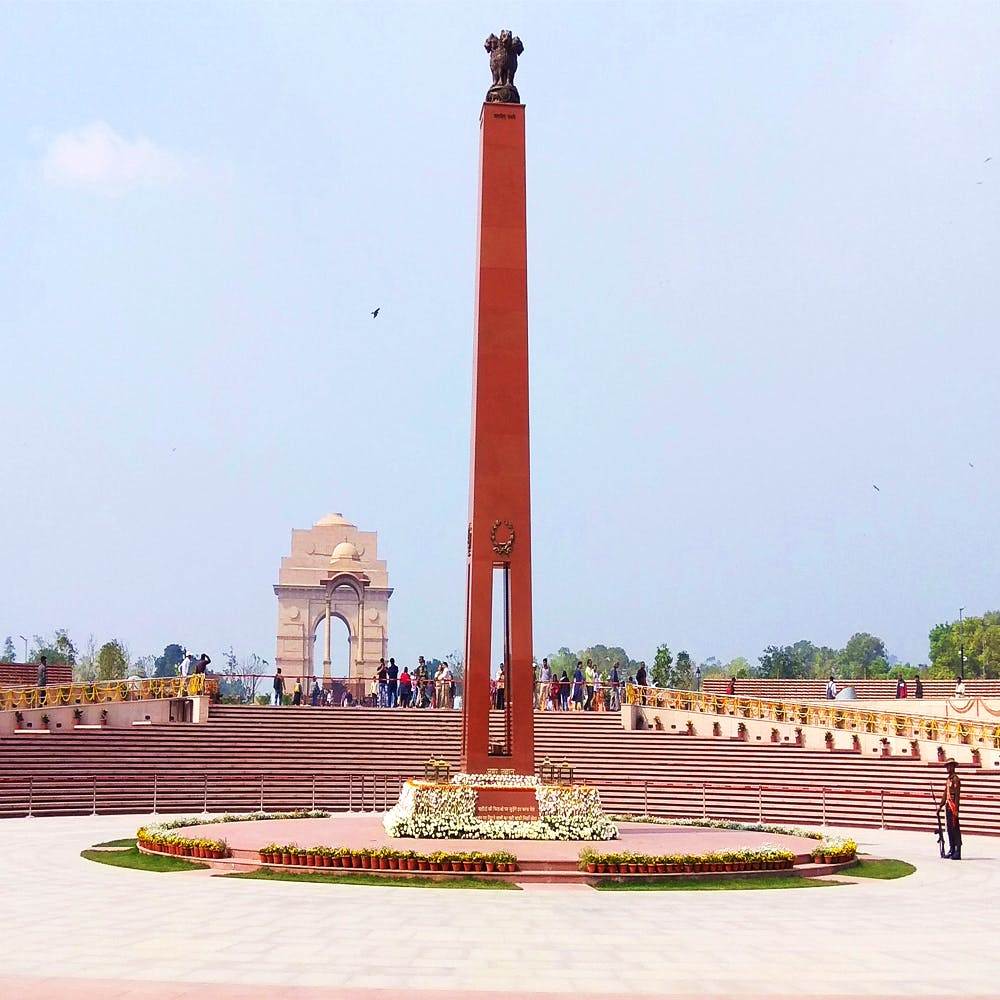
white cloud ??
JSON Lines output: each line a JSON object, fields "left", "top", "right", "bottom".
{"left": 41, "top": 121, "right": 186, "bottom": 192}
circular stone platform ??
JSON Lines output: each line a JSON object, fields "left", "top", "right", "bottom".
{"left": 170, "top": 815, "right": 828, "bottom": 883}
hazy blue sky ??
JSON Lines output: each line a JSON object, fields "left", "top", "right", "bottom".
{"left": 2, "top": 2, "right": 998, "bottom": 673}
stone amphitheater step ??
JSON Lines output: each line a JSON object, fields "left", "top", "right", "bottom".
{"left": 1, "top": 706, "right": 998, "bottom": 834}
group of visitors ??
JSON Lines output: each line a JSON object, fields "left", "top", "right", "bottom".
{"left": 372, "top": 657, "right": 456, "bottom": 709}
{"left": 180, "top": 649, "right": 212, "bottom": 677}
{"left": 533, "top": 658, "right": 625, "bottom": 712}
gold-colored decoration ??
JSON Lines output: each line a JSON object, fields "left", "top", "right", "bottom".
{"left": 490, "top": 519, "right": 515, "bottom": 555}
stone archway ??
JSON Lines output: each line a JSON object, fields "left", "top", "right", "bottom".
{"left": 273, "top": 513, "right": 392, "bottom": 685}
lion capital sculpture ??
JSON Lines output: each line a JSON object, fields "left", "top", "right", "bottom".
{"left": 484, "top": 30, "right": 524, "bottom": 104}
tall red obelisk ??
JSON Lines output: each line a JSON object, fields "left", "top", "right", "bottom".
{"left": 462, "top": 31, "right": 534, "bottom": 775}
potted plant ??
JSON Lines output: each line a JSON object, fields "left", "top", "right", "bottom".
{"left": 40, "top": 713, "right": 50, "bottom": 730}
{"left": 880, "top": 737, "right": 891, "bottom": 758}
{"left": 73, "top": 708, "right": 84, "bottom": 724}
{"left": 909, "top": 740, "right": 920, "bottom": 759}
{"left": 937, "top": 745, "right": 947, "bottom": 762}
{"left": 794, "top": 727, "right": 804, "bottom": 746}
{"left": 737, "top": 722, "right": 748, "bottom": 741}
{"left": 824, "top": 731, "right": 834, "bottom": 750}
{"left": 770, "top": 727, "right": 780, "bottom": 744}
{"left": 14, "top": 711, "right": 23, "bottom": 728}
{"left": 971, "top": 748, "right": 982, "bottom": 767}
{"left": 852, "top": 734, "right": 861, "bottom": 751}
{"left": 100, "top": 709, "right": 108, "bottom": 727}
{"left": 685, "top": 720, "right": 695, "bottom": 736}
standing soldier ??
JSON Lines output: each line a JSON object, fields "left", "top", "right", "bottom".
{"left": 939, "top": 759, "right": 962, "bottom": 860}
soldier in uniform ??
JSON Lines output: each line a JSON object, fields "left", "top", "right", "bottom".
{"left": 939, "top": 759, "right": 962, "bottom": 860}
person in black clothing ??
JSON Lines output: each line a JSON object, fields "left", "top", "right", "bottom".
{"left": 387, "top": 657, "right": 399, "bottom": 707}
{"left": 914, "top": 676, "right": 924, "bottom": 699}
{"left": 635, "top": 661, "right": 648, "bottom": 705}
{"left": 272, "top": 668, "right": 285, "bottom": 706}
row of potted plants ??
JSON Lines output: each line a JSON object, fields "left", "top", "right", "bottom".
{"left": 578, "top": 846, "right": 796, "bottom": 874}
{"left": 256, "top": 845, "right": 520, "bottom": 873}
{"left": 137, "top": 828, "right": 230, "bottom": 858}
{"left": 809, "top": 838, "right": 857, "bottom": 864}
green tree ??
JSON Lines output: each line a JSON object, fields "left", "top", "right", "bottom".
{"left": 31, "top": 629, "right": 78, "bottom": 665}
{"left": 929, "top": 612, "right": 1000, "bottom": 679}
{"left": 725, "top": 656, "right": 753, "bottom": 678}
{"left": 838, "top": 632, "right": 887, "bottom": 678}
{"left": 649, "top": 644, "right": 672, "bottom": 687}
{"left": 758, "top": 645, "right": 792, "bottom": 678}
{"left": 153, "top": 643, "right": 185, "bottom": 677}
{"left": 0, "top": 636, "right": 15, "bottom": 663}
{"left": 95, "top": 639, "right": 130, "bottom": 681}
{"left": 674, "top": 650, "right": 694, "bottom": 689}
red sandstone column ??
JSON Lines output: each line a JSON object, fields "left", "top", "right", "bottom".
{"left": 462, "top": 102, "right": 534, "bottom": 776}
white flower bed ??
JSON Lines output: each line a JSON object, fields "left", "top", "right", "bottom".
{"left": 384, "top": 780, "right": 618, "bottom": 841}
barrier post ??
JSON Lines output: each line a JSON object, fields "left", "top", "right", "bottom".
{"left": 821, "top": 786, "right": 826, "bottom": 829}
{"left": 369, "top": 775, "right": 376, "bottom": 814}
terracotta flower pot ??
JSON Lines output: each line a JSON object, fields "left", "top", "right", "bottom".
{"left": 487, "top": 862, "right": 497, "bottom": 872}
{"left": 418, "top": 860, "right": 428, "bottom": 871}
{"left": 361, "top": 856, "right": 371, "bottom": 869}
{"left": 407, "top": 859, "right": 417, "bottom": 871}
{"left": 597, "top": 864, "right": 607, "bottom": 873}
{"left": 628, "top": 864, "right": 638, "bottom": 873}
{"left": 639, "top": 864, "right": 649, "bottom": 873}
{"left": 441, "top": 861, "right": 452, "bottom": 871}
{"left": 505, "top": 863, "right": 516, "bottom": 872}
{"left": 389, "top": 858, "right": 399, "bottom": 869}
{"left": 282, "top": 853, "right": 292, "bottom": 865}
{"left": 462, "top": 862, "right": 473, "bottom": 872}
{"left": 586, "top": 864, "right": 596, "bottom": 874}
{"left": 430, "top": 861, "right": 440, "bottom": 871}
{"left": 379, "top": 858, "right": 389, "bottom": 869}
{"left": 656, "top": 863, "right": 666, "bottom": 874}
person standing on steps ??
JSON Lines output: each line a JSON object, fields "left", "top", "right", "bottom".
{"left": 377, "top": 658, "right": 388, "bottom": 708}
{"left": 37, "top": 655, "right": 48, "bottom": 706}
{"left": 387, "top": 657, "right": 399, "bottom": 708}
{"left": 826, "top": 675, "right": 837, "bottom": 700}
{"left": 272, "top": 668, "right": 285, "bottom": 706}
{"left": 914, "top": 676, "right": 924, "bottom": 699}
{"left": 939, "top": 759, "right": 962, "bottom": 860}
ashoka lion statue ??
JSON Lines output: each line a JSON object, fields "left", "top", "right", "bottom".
{"left": 485, "top": 30, "right": 524, "bottom": 104}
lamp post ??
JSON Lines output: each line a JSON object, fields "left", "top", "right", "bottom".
{"left": 695, "top": 665, "right": 701, "bottom": 692}
{"left": 959, "top": 607, "right": 965, "bottom": 679}
{"left": 18, "top": 635, "right": 28, "bottom": 664}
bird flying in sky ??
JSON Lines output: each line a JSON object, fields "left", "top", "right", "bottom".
{"left": 371, "top": 307, "right": 380, "bottom": 319}
{"left": 872, "top": 484, "right": 880, "bottom": 492}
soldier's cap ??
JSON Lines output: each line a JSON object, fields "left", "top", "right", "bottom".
{"left": 945, "top": 758, "right": 957, "bottom": 769}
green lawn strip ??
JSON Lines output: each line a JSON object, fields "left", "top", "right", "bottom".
{"left": 91, "top": 838, "right": 137, "bottom": 848}
{"left": 846, "top": 858, "right": 915, "bottom": 880}
{"left": 222, "top": 867, "right": 520, "bottom": 890}
{"left": 81, "top": 847, "right": 208, "bottom": 873}
{"left": 594, "top": 873, "right": 841, "bottom": 891}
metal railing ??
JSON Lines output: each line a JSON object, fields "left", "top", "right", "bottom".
{"left": 636, "top": 687, "right": 1000, "bottom": 751}
{"left": 2, "top": 770, "right": 998, "bottom": 834}
{"left": 0, "top": 674, "right": 215, "bottom": 712}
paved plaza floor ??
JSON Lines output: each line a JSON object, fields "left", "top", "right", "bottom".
{"left": 0, "top": 813, "right": 997, "bottom": 999}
